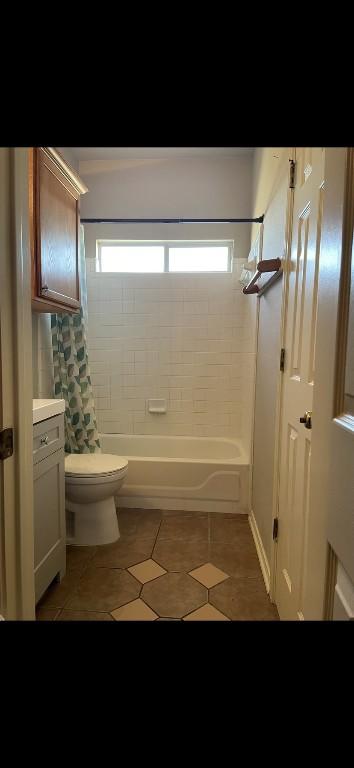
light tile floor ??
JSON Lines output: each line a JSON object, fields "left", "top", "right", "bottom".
{"left": 36, "top": 509, "right": 279, "bottom": 621}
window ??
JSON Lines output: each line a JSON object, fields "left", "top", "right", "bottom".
{"left": 98, "top": 244, "right": 165, "bottom": 273}
{"left": 96, "top": 240, "right": 233, "bottom": 273}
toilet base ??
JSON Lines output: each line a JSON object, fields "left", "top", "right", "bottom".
{"left": 66, "top": 496, "right": 120, "bottom": 546}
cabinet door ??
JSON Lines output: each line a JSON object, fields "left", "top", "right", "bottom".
{"left": 33, "top": 148, "right": 84, "bottom": 311}
{"left": 33, "top": 448, "right": 65, "bottom": 602}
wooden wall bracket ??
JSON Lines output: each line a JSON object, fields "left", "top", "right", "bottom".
{"left": 242, "top": 257, "right": 282, "bottom": 296}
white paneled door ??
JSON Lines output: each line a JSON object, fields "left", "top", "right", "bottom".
{"left": 275, "top": 148, "right": 325, "bottom": 620}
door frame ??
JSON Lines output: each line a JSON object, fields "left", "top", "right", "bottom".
{"left": 0, "top": 148, "right": 35, "bottom": 619}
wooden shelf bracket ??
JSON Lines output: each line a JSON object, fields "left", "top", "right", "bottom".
{"left": 242, "top": 257, "right": 282, "bottom": 297}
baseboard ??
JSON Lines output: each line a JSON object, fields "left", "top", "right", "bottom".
{"left": 248, "top": 510, "right": 270, "bottom": 593}
{"left": 118, "top": 495, "right": 247, "bottom": 514}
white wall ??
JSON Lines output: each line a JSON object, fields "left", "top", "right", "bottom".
{"left": 32, "top": 314, "right": 53, "bottom": 398}
{"left": 80, "top": 152, "right": 256, "bottom": 441}
{"left": 80, "top": 153, "right": 252, "bottom": 264}
{"left": 251, "top": 149, "right": 287, "bottom": 243}
{"left": 56, "top": 147, "right": 79, "bottom": 172}
{"left": 251, "top": 148, "right": 291, "bottom": 563}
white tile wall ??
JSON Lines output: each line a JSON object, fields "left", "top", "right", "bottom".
{"left": 85, "top": 258, "right": 257, "bottom": 440}
{"left": 32, "top": 313, "right": 54, "bottom": 399}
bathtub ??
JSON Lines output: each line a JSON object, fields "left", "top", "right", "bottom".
{"left": 99, "top": 434, "right": 250, "bottom": 514}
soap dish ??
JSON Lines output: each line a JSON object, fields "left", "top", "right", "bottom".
{"left": 148, "top": 399, "right": 167, "bottom": 414}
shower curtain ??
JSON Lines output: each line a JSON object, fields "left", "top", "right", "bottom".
{"left": 51, "top": 226, "right": 101, "bottom": 454}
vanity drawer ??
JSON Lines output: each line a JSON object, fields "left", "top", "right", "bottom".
{"left": 33, "top": 414, "right": 64, "bottom": 464}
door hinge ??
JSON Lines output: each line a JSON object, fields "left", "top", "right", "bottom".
{"left": 0, "top": 428, "right": 14, "bottom": 461}
{"left": 280, "top": 348, "right": 285, "bottom": 372}
{"left": 289, "top": 159, "right": 296, "bottom": 189}
{"left": 273, "top": 517, "right": 279, "bottom": 541}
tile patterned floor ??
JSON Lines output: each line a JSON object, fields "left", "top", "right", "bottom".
{"left": 36, "top": 509, "right": 279, "bottom": 621}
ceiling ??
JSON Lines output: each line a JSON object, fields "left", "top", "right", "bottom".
{"left": 67, "top": 147, "right": 255, "bottom": 162}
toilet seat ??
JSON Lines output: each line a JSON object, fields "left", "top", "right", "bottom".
{"left": 65, "top": 453, "right": 128, "bottom": 479}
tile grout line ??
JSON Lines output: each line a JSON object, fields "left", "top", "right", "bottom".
{"left": 41, "top": 556, "right": 95, "bottom": 619}
{"left": 41, "top": 510, "right": 272, "bottom": 621}
{"left": 58, "top": 546, "right": 132, "bottom": 617}
{"left": 59, "top": 548, "right": 99, "bottom": 612}
{"left": 138, "top": 514, "right": 164, "bottom": 614}
{"left": 151, "top": 515, "right": 164, "bottom": 554}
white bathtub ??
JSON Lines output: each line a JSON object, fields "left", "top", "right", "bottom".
{"left": 100, "top": 434, "right": 250, "bottom": 514}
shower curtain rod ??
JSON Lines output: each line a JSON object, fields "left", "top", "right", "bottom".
{"left": 80, "top": 216, "right": 264, "bottom": 224}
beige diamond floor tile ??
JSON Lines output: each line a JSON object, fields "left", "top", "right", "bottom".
{"left": 128, "top": 558, "right": 166, "bottom": 584}
{"left": 111, "top": 599, "right": 158, "bottom": 621}
{"left": 183, "top": 603, "right": 230, "bottom": 621}
{"left": 189, "top": 562, "right": 229, "bottom": 588}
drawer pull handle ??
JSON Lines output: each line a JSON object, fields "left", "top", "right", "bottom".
{"left": 40, "top": 436, "right": 49, "bottom": 445}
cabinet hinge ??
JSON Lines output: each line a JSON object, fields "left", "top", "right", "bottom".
{"left": 280, "top": 348, "right": 285, "bottom": 372}
{"left": 289, "top": 159, "right": 296, "bottom": 189}
{"left": 273, "top": 517, "right": 279, "bottom": 541}
{"left": 0, "top": 428, "right": 14, "bottom": 461}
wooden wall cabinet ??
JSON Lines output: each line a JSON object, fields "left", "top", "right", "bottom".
{"left": 29, "top": 147, "right": 88, "bottom": 313}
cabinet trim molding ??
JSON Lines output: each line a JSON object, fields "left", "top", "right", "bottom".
{"left": 42, "top": 147, "right": 88, "bottom": 196}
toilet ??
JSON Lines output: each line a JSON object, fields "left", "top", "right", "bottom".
{"left": 64, "top": 453, "right": 128, "bottom": 546}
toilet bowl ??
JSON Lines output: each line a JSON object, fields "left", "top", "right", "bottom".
{"left": 65, "top": 453, "right": 128, "bottom": 546}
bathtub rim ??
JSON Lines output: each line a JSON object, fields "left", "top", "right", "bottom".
{"left": 99, "top": 433, "right": 249, "bottom": 465}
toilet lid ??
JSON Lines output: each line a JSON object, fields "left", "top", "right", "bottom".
{"left": 65, "top": 453, "right": 128, "bottom": 477}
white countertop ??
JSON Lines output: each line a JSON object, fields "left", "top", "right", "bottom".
{"left": 33, "top": 399, "right": 65, "bottom": 425}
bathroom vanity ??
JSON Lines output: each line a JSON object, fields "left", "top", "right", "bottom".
{"left": 33, "top": 399, "right": 66, "bottom": 603}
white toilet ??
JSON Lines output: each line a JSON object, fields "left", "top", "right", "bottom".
{"left": 64, "top": 453, "right": 128, "bottom": 546}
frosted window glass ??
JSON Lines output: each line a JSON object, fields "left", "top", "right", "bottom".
{"left": 100, "top": 246, "right": 164, "bottom": 272}
{"left": 169, "top": 247, "right": 229, "bottom": 272}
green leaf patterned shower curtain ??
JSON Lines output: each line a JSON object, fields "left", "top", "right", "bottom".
{"left": 51, "top": 226, "right": 101, "bottom": 454}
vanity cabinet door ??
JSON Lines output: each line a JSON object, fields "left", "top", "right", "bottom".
{"left": 30, "top": 147, "right": 87, "bottom": 313}
{"left": 33, "top": 447, "right": 66, "bottom": 604}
